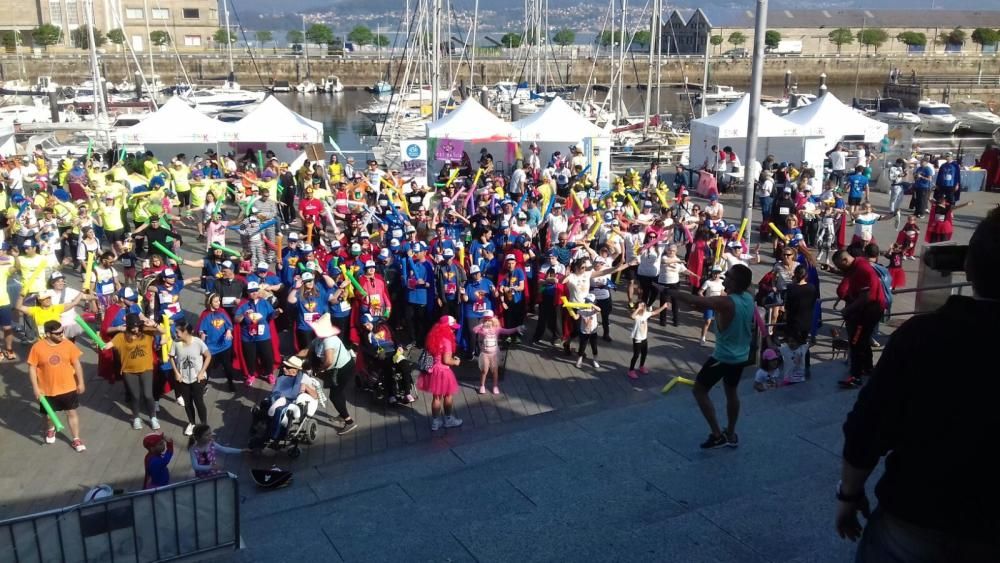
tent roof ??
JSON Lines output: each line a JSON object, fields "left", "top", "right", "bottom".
{"left": 783, "top": 92, "right": 888, "bottom": 143}
{"left": 230, "top": 96, "right": 324, "bottom": 143}
{"left": 117, "top": 97, "right": 230, "bottom": 144}
{"left": 515, "top": 96, "right": 609, "bottom": 142}
{"left": 426, "top": 97, "right": 517, "bottom": 141}
{"left": 692, "top": 94, "right": 803, "bottom": 138}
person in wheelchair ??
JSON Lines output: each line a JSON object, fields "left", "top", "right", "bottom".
{"left": 266, "top": 356, "right": 322, "bottom": 440}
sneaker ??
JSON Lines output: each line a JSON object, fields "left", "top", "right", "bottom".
{"left": 176, "top": 396, "right": 185, "bottom": 407}
{"left": 725, "top": 432, "right": 739, "bottom": 448}
{"left": 871, "top": 340, "right": 882, "bottom": 349}
{"left": 838, "top": 376, "right": 863, "bottom": 389}
{"left": 639, "top": 366, "right": 649, "bottom": 375}
{"left": 405, "top": 394, "right": 415, "bottom": 403}
{"left": 45, "top": 428, "right": 56, "bottom": 444}
{"left": 132, "top": 418, "right": 142, "bottom": 430}
{"left": 444, "top": 415, "right": 463, "bottom": 428}
{"left": 592, "top": 359, "right": 601, "bottom": 369}
{"left": 431, "top": 417, "right": 443, "bottom": 431}
{"left": 575, "top": 357, "right": 584, "bottom": 369}
{"left": 337, "top": 421, "right": 358, "bottom": 436}
{"left": 627, "top": 370, "right": 639, "bottom": 380}
{"left": 492, "top": 386, "right": 500, "bottom": 395}
{"left": 245, "top": 375, "right": 256, "bottom": 387}
{"left": 267, "top": 374, "right": 276, "bottom": 386}
{"left": 602, "top": 335, "right": 612, "bottom": 342}
{"left": 150, "top": 417, "right": 160, "bottom": 431}
{"left": 478, "top": 385, "right": 487, "bottom": 394}
{"left": 753, "top": 382, "right": 767, "bottom": 392}
{"left": 71, "top": 439, "right": 86, "bottom": 452}
{"left": 184, "top": 423, "right": 195, "bottom": 436}
{"left": 700, "top": 338, "right": 710, "bottom": 347}
{"left": 699, "top": 433, "right": 728, "bottom": 449}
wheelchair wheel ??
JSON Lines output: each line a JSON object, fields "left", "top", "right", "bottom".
{"left": 288, "top": 445, "right": 301, "bottom": 459}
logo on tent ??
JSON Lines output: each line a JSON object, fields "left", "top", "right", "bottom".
{"left": 406, "top": 144, "right": 422, "bottom": 158}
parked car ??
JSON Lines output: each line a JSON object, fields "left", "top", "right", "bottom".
{"left": 722, "top": 48, "right": 749, "bottom": 59}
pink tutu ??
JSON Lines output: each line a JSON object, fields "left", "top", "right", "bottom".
{"left": 417, "top": 360, "right": 459, "bottom": 396}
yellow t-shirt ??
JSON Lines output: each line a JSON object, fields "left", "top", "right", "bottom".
{"left": 143, "top": 159, "right": 160, "bottom": 180}
{"left": 110, "top": 333, "right": 156, "bottom": 374}
{"left": 27, "top": 304, "right": 65, "bottom": 329}
{"left": 171, "top": 165, "right": 191, "bottom": 192}
{"left": 100, "top": 203, "right": 124, "bottom": 231}
{"left": 18, "top": 254, "right": 48, "bottom": 294}
{"left": 0, "top": 260, "right": 13, "bottom": 307}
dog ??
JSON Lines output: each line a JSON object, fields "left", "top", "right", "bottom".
{"left": 829, "top": 327, "right": 849, "bottom": 361}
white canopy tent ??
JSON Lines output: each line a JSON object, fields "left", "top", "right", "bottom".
{"left": 514, "top": 96, "right": 611, "bottom": 189}
{"left": 784, "top": 93, "right": 889, "bottom": 177}
{"left": 116, "top": 96, "right": 232, "bottom": 157}
{"left": 689, "top": 94, "right": 822, "bottom": 173}
{"left": 0, "top": 123, "right": 15, "bottom": 157}
{"left": 425, "top": 97, "right": 519, "bottom": 178}
{"left": 226, "top": 96, "right": 324, "bottom": 163}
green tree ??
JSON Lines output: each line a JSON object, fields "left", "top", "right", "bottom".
{"left": 373, "top": 34, "right": 389, "bottom": 48}
{"left": 500, "top": 32, "right": 522, "bottom": 48}
{"left": 71, "top": 25, "right": 106, "bottom": 49}
{"left": 254, "top": 30, "right": 273, "bottom": 48}
{"left": 305, "top": 23, "right": 334, "bottom": 45}
{"left": 827, "top": 27, "right": 853, "bottom": 53}
{"left": 552, "top": 28, "right": 576, "bottom": 47}
{"left": 710, "top": 34, "right": 722, "bottom": 52}
{"left": 213, "top": 27, "right": 236, "bottom": 45}
{"left": 347, "top": 25, "right": 373, "bottom": 46}
{"left": 106, "top": 28, "right": 125, "bottom": 45}
{"left": 764, "top": 30, "right": 781, "bottom": 50}
{"left": 149, "top": 30, "right": 171, "bottom": 47}
{"left": 727, "top": 31, "right": 746, "bottom": 46}
{"left": 31, "top": 23, "right": 62, "bottom": 49}
{"left": 598, "top": 30, "right": 627, "bottom": 47}
{"left": 633, "top": 29, "right": 651, "bottom": 48}
{"left": 0, "top": 31, "right": 17, "bottom": 51}
{"left": 286, "top": 29, "right": 304, "bottom": 44}
{"left": 971, "top": 28, "right": 1000, "bottom": 51}
{"left": 938, "top": 27, "right": 966, "bottom": 46}
{"left": 857, "top": 28, "right": 888, "bottom": 53}
{"left": 896, "top": 31, "right": 927, "bottom": 47}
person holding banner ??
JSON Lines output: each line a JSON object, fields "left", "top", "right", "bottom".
{"left": 28, "top": 320, "right": 86, "bottom": 451}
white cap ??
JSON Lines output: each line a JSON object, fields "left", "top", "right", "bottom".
{"left": 256, "top": 261, "right": 269, "bottom": 271}
{"left": 505, "top": 254, "right": 516, "bottom": 261}
{"left": 469, "top": 265, "right": 481, "bottom": 274}
{"left": 247, "top": 281, "right": 261, "bottom": 291}
{"left": 364, "top": 260, "right": 377, "bottom": 268}
{"left": 300, "top": 272, "right": 315, "bottom": 281}
{"left": 39, "top": 290, "right": 56, "bottom": 300}
{"left": 288, "top": 232, "right": 300, "bottom": 240}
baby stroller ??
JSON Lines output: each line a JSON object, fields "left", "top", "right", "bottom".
{"left": 248, "top": 374, "right": 325, "bottom": 458}
{"left": 357, "top": 322, "right": 417, "bottom": 405}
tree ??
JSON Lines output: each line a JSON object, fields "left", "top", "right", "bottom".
{"left": 938, "top": 27, "right": 966, "bottom": 46}
{"left": 710, "top": 34, "right": 723, "bottom": 53}
{"left": 107, "top": 28, "right": 125, "bottom": 45}
{"left": 0, "top": 31, "right": 17, "bottom": 51}
{"left": 71, "top": 25, "right": 106, "bottom": 49}
{"left": 500, "top": 32, "right": 522, "bottom": 48}
{"left": 305, "top": 23, "right": 334, "bottom": 46}
{"left": 856, "top": 28, "right": 888, "bottom": 53}
{"left": 827, "top": 27, "right": 853, "bottom": 53}
{"left": 213, "top": 27, "right": 236, "bottom": 45}
{"left": 373, "top": 34, "right": 389, "bottom": 48}
{"left": 598, "top": 30, "right": 627, "bottom": 47}
{"left": 764, "top": 30, "right": 781, "bottom": 50}
{"left": 149, "top": 30, "right": 171, "bottom": 47}
{"left": 31, "top": 23, "right": 62, "bottom": 49}
{"left": 347, "top": 25, "right": 373, "bottom": 46}
{"left": 727, "top": 31, "right": 746, "bottom": 46}
{"left": 896, "top": 31, "right": 927, "bottom": 47}
{"left": 552, "top": 28, "right": 576, "bottom": 47}
{"left": 971, "top": 28, "right": 1000, "bottom": 52}
{"left": 254, "top": 30, "right": 273, "bottom": 48}
{"left": 633, "top": 29, "right": 651, "bottom": 48}
{"left": 286, "top": 29, "right": 304, "bottom": 44}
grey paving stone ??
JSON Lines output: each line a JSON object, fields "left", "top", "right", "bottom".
{"left": 615, "top": 511, "right": 770, "bottom": 563}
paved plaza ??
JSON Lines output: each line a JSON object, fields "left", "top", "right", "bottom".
{"left": 0, "top": 189, "right": 992, "bottom": 561}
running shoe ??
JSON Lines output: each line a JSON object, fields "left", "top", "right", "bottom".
{"left": 700, "top": 433, "right": 728, "bottom": 449}
{"left": 71, "top": 439, "right": 86, "bottom": 452}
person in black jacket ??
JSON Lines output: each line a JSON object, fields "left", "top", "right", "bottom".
{"left": 836, "top": 206, "right": 1000, "bottom": 562}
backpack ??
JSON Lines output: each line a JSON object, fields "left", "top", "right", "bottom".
{"left": 871, "top": 263, "right": 893, "bottom": 311}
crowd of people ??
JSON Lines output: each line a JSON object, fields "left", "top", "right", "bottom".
{"left": 0, "top": 135, "right": 978, "bottom": 476}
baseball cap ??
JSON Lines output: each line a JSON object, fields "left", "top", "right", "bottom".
{"left": 443, "top": 248, "right": 455, "bottom": 257}
{"left": 642, "top": 200, "right": 653, "bottom": 207}
{"left": 709, "top": 194, "right": 718, "bottom": 201}
{"left": 39, "top": 290, "right": 56, "bottom": 300}
{"left": 505, "top": 254, "right": 516, "bottom": 261}
{"left": 469, "top": 265, "right": 481, "bottom": 274}
{"left": 330, "top": 239, "right": 342, "bottom": 249}
{"left": 553, "top": 202, "right": 563, "bottom": 209}
{"left": 361, "top": 313, "right": 375, "bottom": 325}
{"left": 482, "top": 309, "right": 495, "bottom": 318}
{"left": 350, "top": 243, "right": 362, "bottom": 255}
{"left": 783, "top": 186, "right": 792, "bottom": 193}
{"left": 711, "top": 265, "right": 724, "bottom": 272}
{"left": 162, "top": 268, "right": 176, "bottom": 278}
{"left": 405, "top": 225, "right": 417, "bottom": 233}
{"left": 500, "top": 221, "right": 510, "bottom": 228}
{"left": 300, "top": 272, "right": 315, "bottom": 282}
{"left": 50, "top": 271, "right": 65, "bottom": 281}
{"left": 21, "top": 239, "right": 34, "bottom": 248}
{"left": 247, "top": 281, "right": 261, "bottom": 291}
{"left": 256, "top": 261, "right": 269, "bottom": 271}
{"left": 142, "top": 433, "right": 165, "bottom": 449}
{"left": 379, "top": 248, "right": 391, "bottom": 259}
{"left": 444, "top": 315, "right": 460, "bottom": 329}
{"left": 364, "top": 260, "right": 376, "bottom": 269}
{"left": 300, "top": 244, "right": 314, "bottom": 253}
{"left": 288, "top": 232, "right": 300, "bottom": 241}
{"left": 119, "top": 287, "right": 137, "bottom": 300}
{"left": 221, "top": 260, "right": 234, "bottom": 270}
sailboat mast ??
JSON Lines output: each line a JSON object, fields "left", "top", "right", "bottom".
{"left": 84, "top": 0, "right": 107, "bottom": 121}
{"left": 224, "top": 0, "right": 234, "bottom": 77}
{"left": 617, "top": 0, "right": 627, "bottom": 121}
{"left": 431, "top": 0, "right": 441, "bottom": 119}
{"left": 700, "top": 21, "right": 709, "bottom": 118}
{"left": 142, "top": 0, "right": 154, "bottom": 78}
{"left": 654, "top": 0, "right": 662, "bottom": 117}
{"left": 642, "top": 0, "right": 657, "bottom": 137}
{"left": 470, "top": 0, "right": 479, "bottom": 88}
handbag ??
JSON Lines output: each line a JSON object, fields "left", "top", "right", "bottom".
{"left": 739, "top": 307, "right": 767, "bottom": 369}
{"left": 417, "top": 349, "right": 435, "bottom": 372}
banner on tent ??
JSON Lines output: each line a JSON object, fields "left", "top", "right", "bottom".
{"left": 434, "top": 139, "right": 464, "bottom": 162}
{"left": 401, "top": 140, "right": 429, "bottom": 187}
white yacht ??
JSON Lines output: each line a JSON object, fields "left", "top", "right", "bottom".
{"left": 694, "top": 84, "right": 745, "bottom": 104}
{"left": 182, "top": 79, "right": 264, "bottom": 111}
{"left": 864, "top": 98, "right": 921, "bottom": 128}
{"left": 951, "top": 99, "right": 1000, "bottom": 135}
{"left": 321, "top": 76, "right": 344, "bottom": 93}
{"left": 916, "top": 100, "right": 959, "bottom": 134}
{"left": 0, "top": 104, "right": 58, "bottom": 125}
{"left": 296, "top": 80, "right": 318, "bottom": 94}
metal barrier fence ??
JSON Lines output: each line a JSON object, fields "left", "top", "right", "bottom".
{"left": 0, "top": 474, "right": 240, "bottom": 563}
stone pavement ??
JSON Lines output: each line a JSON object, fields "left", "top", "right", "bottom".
{"left": 0, "top": 189, "right": 991, "bottom": 558}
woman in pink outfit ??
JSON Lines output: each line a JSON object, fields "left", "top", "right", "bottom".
{"left": 418, "top": 316, "right": 464, "bottom": 431}
{"left": 472, "top": 310, "right": 523, "bottom": 395}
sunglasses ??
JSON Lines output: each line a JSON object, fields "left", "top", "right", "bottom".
{"left": 47, "top": 330, "right": 64, "bottom": 336}
{"left": 783, "top": 253, "right": 795, "bottom": 257}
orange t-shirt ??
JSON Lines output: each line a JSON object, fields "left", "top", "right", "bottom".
{"left": 27, "top": 340, "right": 82, "bottom": 397}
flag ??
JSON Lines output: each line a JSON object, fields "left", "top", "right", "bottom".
{"left": 434, "top": 138, "right": 464, "bottom": 162}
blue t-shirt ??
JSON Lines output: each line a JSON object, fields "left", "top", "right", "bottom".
{"left": 296, "top": 285, "right": 330, "bottom": 330}
{"left": 501, "top": 268, "right": 526, "bottom": 304}
{"left": 464, "top": 279, "right": 495, "bottom": 319}
{"left": 156, "top": 281, "right": 186, "bottom": 322}
{"left": 235, "top": 299, "right": 276, "bottom": 342}
{"left": 846, "top": 173, "right": 868, "bottom": 199}
{"left": 915, "top": 165, "right": 934, "bottom": 190}
{"left": 248, "top": 273, "right": 281, "bottom": 287}
{"left": 202, "top": 259, "right": 223, "bottom": 292}
{"left": 406, "top": 260, "right": 434, "bottom": 305}
{"left": 936, "top": 162, "right": 960, "bottom": 189}
{"left": 198, "top": 310, "right": 233, "bottom": 354}
{"left": 111, "top": 304, "right": 143, "bottom": 328}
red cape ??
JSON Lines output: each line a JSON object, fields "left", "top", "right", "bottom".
{"left": 196, "top": 308, "right": 242, "bottom": 373}
{"left": 231, "top": 299, "right": 281, "bottom": 377}
{"left": 98, "top": 303, "right": 122, "bottom": 383}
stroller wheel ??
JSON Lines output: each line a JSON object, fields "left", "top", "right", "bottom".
{"left": 305, "top": 419, "right": 318, "bottom": 443}
{"left": 288, "top": 445, "right": 301, "bottom": 459}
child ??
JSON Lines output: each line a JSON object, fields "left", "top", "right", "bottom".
{"left": 815, "top": 202, "right": 838, "bottom": 270}
{"left": 884, "top": 243, "right": 906, "bottom": 290}
{"left": 188, "top": 424, "right": 248, "bottom": 478}
{"left": 205, "top": 211, "right": 229, "bottom": 251}
{"left": 780, "top": 336, "right": 808, "bottom": 385}
{"left": 895, "top": 215, "right": 920, "bottom": 260}
{"left": 119, "top": 241, "right": 139, "bottom": 286}
{"left": 698, "top": 266, "right": 726, "bottom": 346}
{"left": 471, "top": 310, "right": 523, "bottom": 394}
{"left": 628, "top": 301, "right": 669, "bottom": 379}
{"left": 92, "top": 251, "right": 121, "bottom": 318}
{"left": 575, "top": 294, "right": 603, "bottom": 369}
{"left": 142, "top": 432, "right": 174, "bottom": 489}
{"left": 752, "top": 348, "right": 781, "bottom": 392}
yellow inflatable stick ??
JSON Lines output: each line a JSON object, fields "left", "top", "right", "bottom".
{"left": 768, "top": 222, "right": 788, "bottom": 242}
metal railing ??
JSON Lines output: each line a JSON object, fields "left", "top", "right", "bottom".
{"left": 0, "top": 474, "right": 240, "bottom": 563}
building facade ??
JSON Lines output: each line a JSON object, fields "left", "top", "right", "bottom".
{"left": 1, "top": 0, "right": 219, "bottom": 50}
{"left": 714, "top": 10, "right": 1000, "bottom": 55}
{"left": 660, "top": 9, "right": 712, "bottom": 55}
